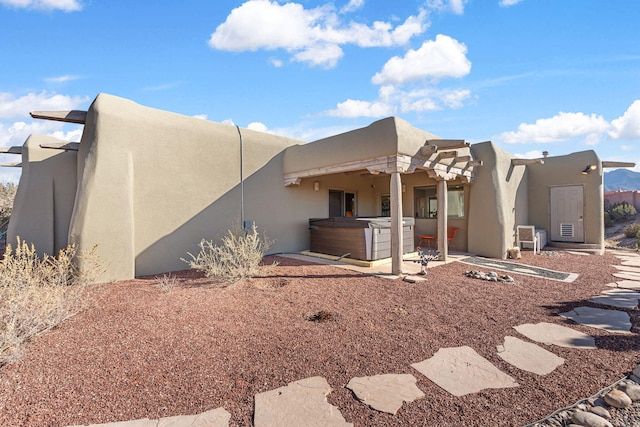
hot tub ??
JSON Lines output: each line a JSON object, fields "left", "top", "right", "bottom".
{"left": 308, "top": 217, "right": 415, "bottom": 261}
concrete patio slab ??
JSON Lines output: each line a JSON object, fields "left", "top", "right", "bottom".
{"left": 496, "top": 336, "right": 564, "bottom": 375}
{"left": 621, "top": 260, "right": 640, "bottom": 267}
{"left": 254, "top": 376, "right": 352, "bottom": 427}
{"left": 589, "top": 289, "right": 640, "bottom": 309}
{"left": 513, "top": 322, "right": 597, "bottom": 349}
{"left": 346, "top": 374, "right": 425, "bottom": 415}
{"left": 67, "top": 407, "right": 231, "bottom": 427}
{"left": 559, "top": 306, "right": 632, "bottom": 334}
{"left": 411, "top": 346, "right": 519, "bottom": 397}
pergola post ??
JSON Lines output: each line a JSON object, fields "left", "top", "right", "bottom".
{"left": 437, "top": 178, "right": 448, "bottom": 261}
{"left": 390, "top": 171, "right": 403, "bottom": 275}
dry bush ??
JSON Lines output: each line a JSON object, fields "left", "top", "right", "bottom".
{"left": 0, "top": 182, "right": 16, "bottom": 227}
{"left": 182, "top": 222, "right": 276, "bottom": 284}
{"left": 155, "top": 273, "right": 176, "bottom": 294}
{"left": 0, "top": 238, "right": 102, "bottom": 365}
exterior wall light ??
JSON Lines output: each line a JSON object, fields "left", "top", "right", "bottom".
{"left": 581, "top": 165, "right": 597, "bottom": 175}
{"left": 313, "top": 181, "right": 320, "bottom": 191}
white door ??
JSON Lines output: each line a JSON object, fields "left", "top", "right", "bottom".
{"left": 550, "top": 185, "right": 584, "bottom": 242}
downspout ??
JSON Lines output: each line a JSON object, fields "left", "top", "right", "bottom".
{"left": 236, "top": 126, "right": 245, "bottom": 229}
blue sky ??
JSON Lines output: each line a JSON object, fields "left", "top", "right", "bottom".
{"left": 1, "top": 0, "right": 639, "bottom": 183}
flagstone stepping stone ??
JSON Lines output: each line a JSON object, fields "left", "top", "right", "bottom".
{"left": 613, "top": 265, "right": 640, "bottom": 273}
{"left": 605, "top": 280, "right": 640, "bottom": 291}
{"left": 567, "top": 250, "right": 591, "bottom": 256}
{"left": 254, "top": 376, "right": 352, "bottom": 427}
{"left": 589, "top": 289, "right": 640, "bottom": 309}
{"left": 513, "top": 322, "right": 597, "bottom": 349}
{"left": 67, "top": 407, "right": 231, "bottom": 427}
{"left": 410, "top": 346, "right": 518, "bottom": 397}
{"left": 496, "top": 336, "right": 564, "bottom": 375}
{"left": 346, "top": 374, "right": 425, "bottom": 414}
{"left": 559, "top": 306, "right": 631, "bottom": 334}
{"left": 613, "top": 272, "right": 640, "bottom": 281}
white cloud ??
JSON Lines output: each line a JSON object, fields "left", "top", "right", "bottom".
{"left": 340, "top": 0, "right": 364, "bottom": 14}
{"left": 608, "top": 100, "right": 640, "bottom": 140}
{"left": 0, "top": 91, "right": 88, "bottom": 119}
{"left": 0, "top": 120, "right": 65, "bottom": 146}
{"left": 193, "top": 114, "right": 208, "bottom": 120}
{"left": 0, "top": 0, "right": 82, "bottom": 11}
{"left": 372, "top": 35, "right": 471, "bottom": 85}
{"left": 44, "top": 75, "right": 80, "bottom": 83}
{"left": 247, "top": 121, "right": 272, "bottom": 133}
{"left": 497, "top": 112, "right": 609, "bottom": 144}
{"left": 49, "top": 127, "right": 83, "bottom": 141}
{"left": 499, "top": 0, "right": 523, "bottom": 6}
{"left": 326, "top": 98, "right": 395, "bottom": 118}
{"left": 208, "top": 0, "right": 428, "bottom": 68}
{"left": 426, "top": 0, "right": 468, "bottom": 15}
{"left": 513, "top": 150, "right": 544, "bottom": 159}
{"left": 326, "top": 34, "right": 472, "bottom": 119}
{"left": 269, "top": 58, "right": 284, "bottom": 67}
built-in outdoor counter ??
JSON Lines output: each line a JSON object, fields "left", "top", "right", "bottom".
{"left": 309, "top": 217, "right": 415, "bottom": 261}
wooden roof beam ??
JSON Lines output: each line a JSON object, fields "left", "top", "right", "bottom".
{"left": 0, "top": 162, "right": 22, "bottom": 168}
{"left": 40, "top": 142, "right": 80, "bottom": 151}
{"left": 511, "top": 158, "right": 544, "bottom": 166}
{"left": 436, "top": 150, "right": 458, "bottom": 160}
{"left": 425, "top": 139, "right": 469, "bottom": 150}
{"left": 0, "top": 146, "right": 23, "bottom": 154}
{"left": 602, "top": 161, "right": 636, "bottom": 168}
{"left": 30, "top": 110, "right": 87, "bottom": 124}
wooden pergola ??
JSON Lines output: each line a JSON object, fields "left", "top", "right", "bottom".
{"left": 284, "top": 139, "right": 482, "bottom": 275}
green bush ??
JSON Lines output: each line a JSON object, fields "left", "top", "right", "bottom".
{"left": 603, "top": 212, "right": 613, "bottom": 228}
{"left": 182, "top": 222, "right": 276, "bottom": 284}
{"left": 607, "top": 202, "right": 637, "bottom": 222}
{"left": 623, "top": 223, "right": 640, "bottom": 238}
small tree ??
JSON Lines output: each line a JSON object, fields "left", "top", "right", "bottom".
{"left": 182, "top": 223, "right": 275, "bottom": 284}
{"left": 607, "top": 202, "right": 637, "bottom": 222}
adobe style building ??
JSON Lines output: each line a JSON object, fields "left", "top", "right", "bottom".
{"left": 2, "top": 94, "right": 634, "bottom": 282}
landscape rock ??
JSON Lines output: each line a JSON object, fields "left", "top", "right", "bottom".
{"left": 619, "top": 382, "right": 640, "bottom": 401}
{"left": 633, "top": 364, "right": 640, "bottom": 378}
{"left": 346, "top": 374, "right": 425, "bottom": 414}
{"left": 603, "top": 389, "right": 632, "bottom": 408}
{"left": 571, "top": 410, "right": 613, "bottom": 427}
{"left": 589, "top": 405, "right": 611, "bottom": 419}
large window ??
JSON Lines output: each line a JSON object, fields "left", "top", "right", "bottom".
{"left": 414, "top": 185, "right": 465, "bottom": 219}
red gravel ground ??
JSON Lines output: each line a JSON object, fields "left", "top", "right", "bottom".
{"left": 0, "top": 250, "right": 638, "bottom": 426}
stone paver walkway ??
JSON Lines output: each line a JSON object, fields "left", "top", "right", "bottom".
{"left": 513, "top": 322, "right": 598, "bottom": 349}
{"left": 496, "top": 336, "right": 564, "bottom": 375}
{"left": 254, "top": 376, "right": 353, "bottom": 427}
{"left": 411, "top": 346, "right": 519, "bottom": 397}
{"left": 66, "top": 250, "right": 640, "bottom": 427}
{"left": 346, "top": 374, "right": 425, "bottom": 415}
{"left": 559, "top": 306, "right": 632, "bottom": 334}
{"left": 68, "top": 407, "right": 231, "bottom": 427}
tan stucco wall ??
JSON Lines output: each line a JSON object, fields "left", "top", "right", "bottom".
{"left": 527, "top": 150, "right": 603, "bottom": 247}
{"left": 283, "top": 117, "right": 441, "bottom": 175}
{"left": 7, "top": 134, "right": 77, "bottom": 255}
{"left": 467, "top": 142, "right": 528, "bottom": 258}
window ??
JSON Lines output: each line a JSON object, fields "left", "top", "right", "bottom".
{"left": 414, "top": 185, "right": 465, "bottom": 219}
{"left": 329, "top": 190, "right": 356, "bottom": 217}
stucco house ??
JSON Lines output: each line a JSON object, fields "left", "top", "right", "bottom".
{"left": 2, "top": 93, "right": 634, "bottom": 282}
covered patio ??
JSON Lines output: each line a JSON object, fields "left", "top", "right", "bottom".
{"left": 282, "top": 117, "right": 482, "bottom": 274}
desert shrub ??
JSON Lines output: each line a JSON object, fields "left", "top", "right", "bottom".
{"left": 623, "top": 223, "right": 640, "bottom": 238}
{"left": 603, "top": 212, "right": 613, "bottom": 228}
{"left": 182, "top": 222, "right": 275, "bottom": 284}
{"left": 0, "top": 182, "right": 17, "bottom": 227}
{"left": 0, "top": 238, "right": 101, "bottom": 365}
{"left": 607, "top": 201, "right": 637, "bottom": 222}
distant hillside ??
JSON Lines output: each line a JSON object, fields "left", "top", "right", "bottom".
{"left": 604, "top": 169, "right": 640, "bottom": 191}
